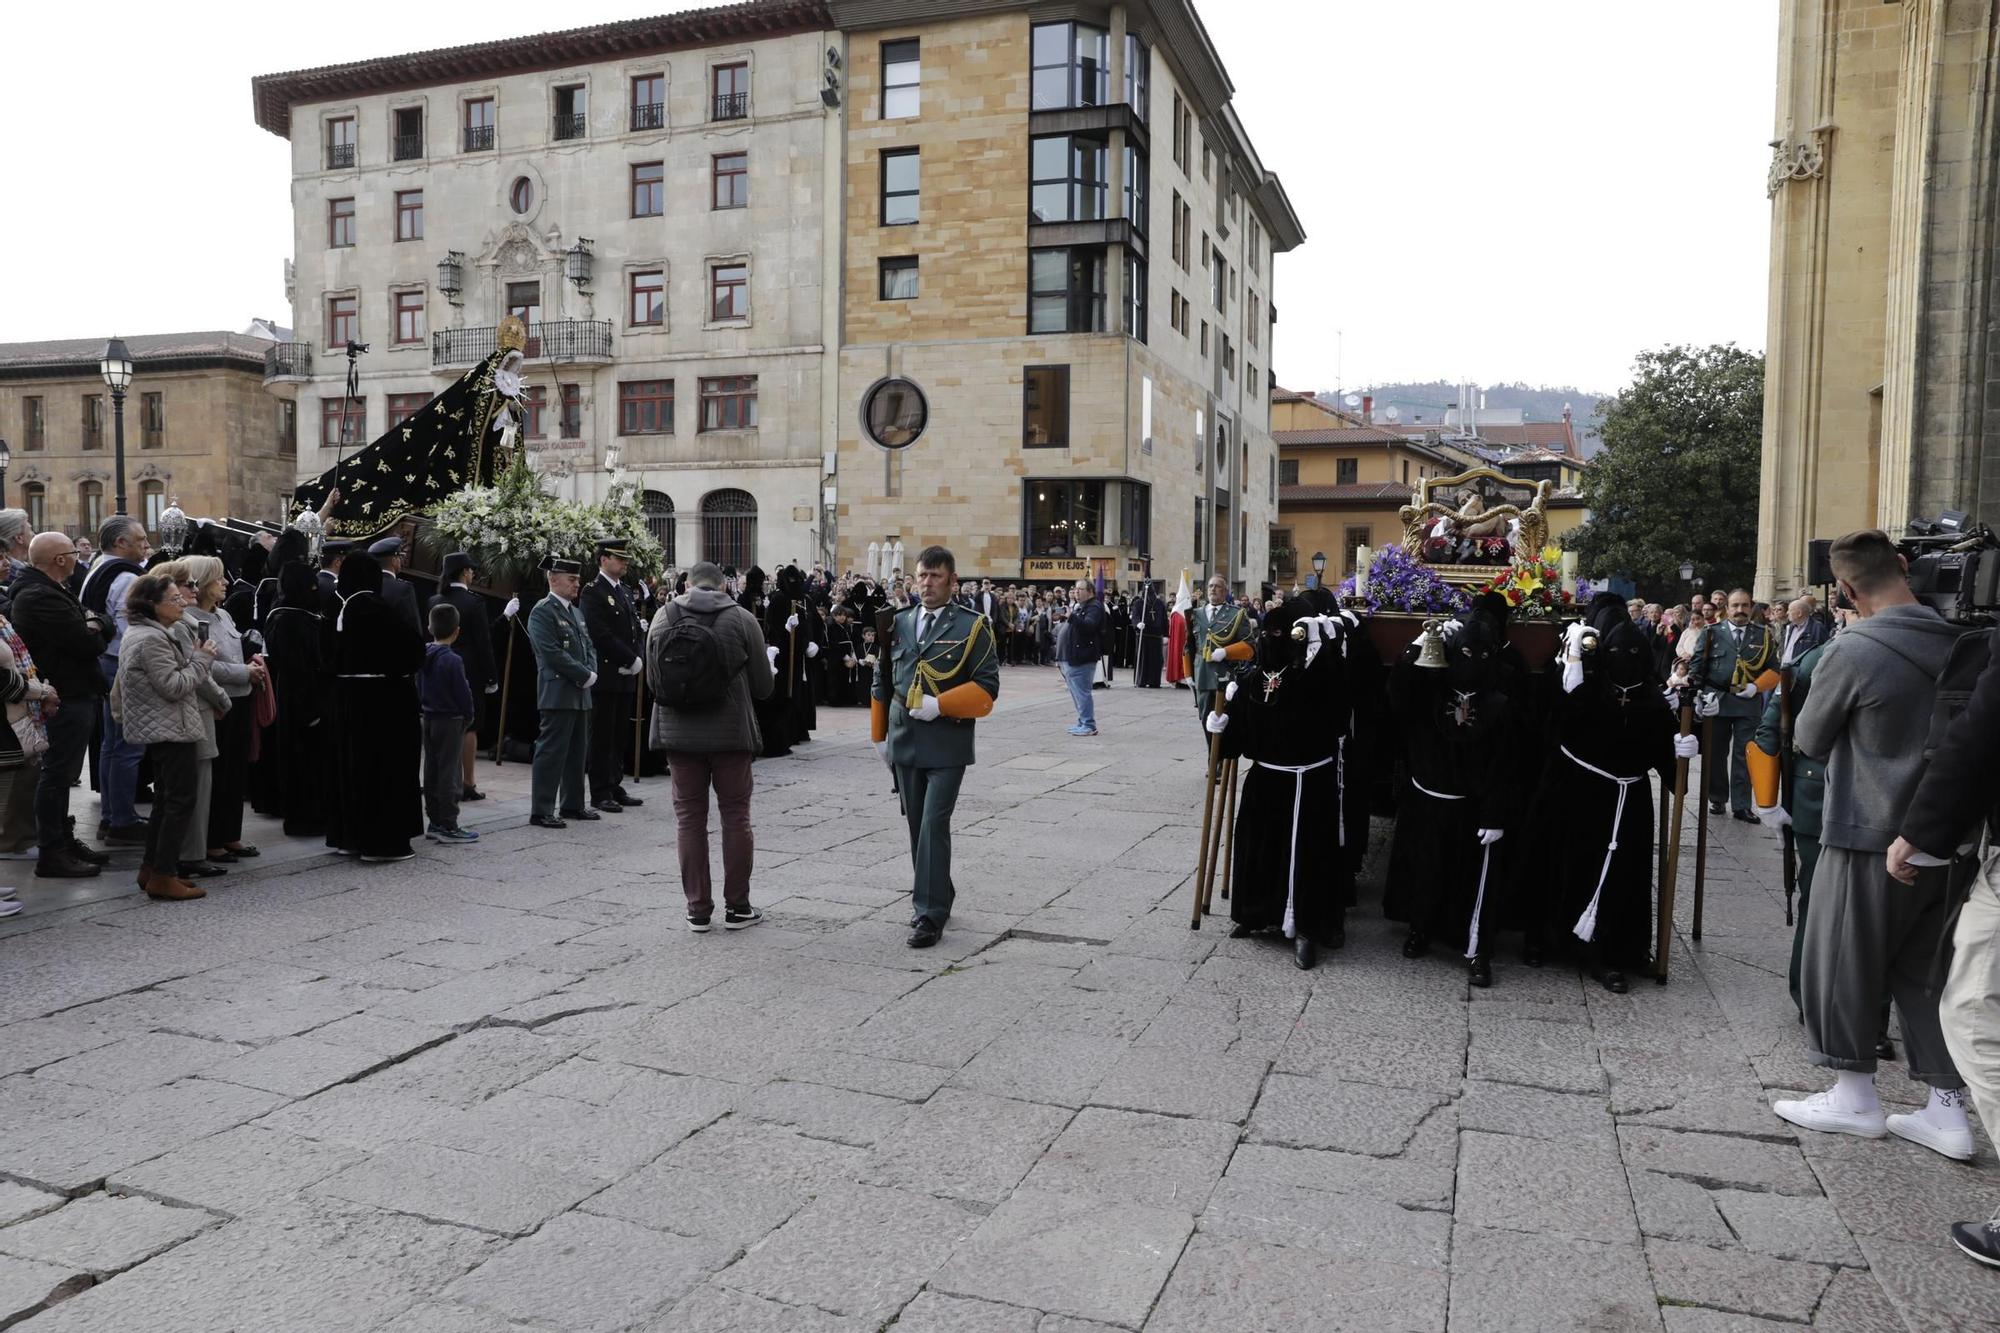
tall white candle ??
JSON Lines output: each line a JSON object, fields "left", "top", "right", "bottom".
{"left": 1356, "top": 545, "right": 1372, "bottom": 599}
{"left": 1561, "top": 550, "right": 1578, "bottom": 594}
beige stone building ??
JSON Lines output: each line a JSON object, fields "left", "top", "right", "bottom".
{"left": 0, "top": 332, "right": 294, "bottom": 539}
{"left": 1759, "top": 0, "right": 2000, "bottom": 598}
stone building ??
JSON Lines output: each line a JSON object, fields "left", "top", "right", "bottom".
{"left": 250, "top": 2, "right": 835, "bottom": 572}
{"left": 1758, "top": 0, "right": 2000, "bottom": 598}
{"left": 0, "top": 332, "right": 293, "bottom": 539}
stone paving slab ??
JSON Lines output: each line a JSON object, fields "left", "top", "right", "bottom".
{"left": 443, "top": 1210, "right": 734, "bottom": 1331}
{"left": 0, "top": 1191, "right": 217, "bottom": 1278}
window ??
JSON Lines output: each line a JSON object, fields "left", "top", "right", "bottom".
{"left": 1031, "top": 21, "right": 1108, "bottom": 111}
{"left": 320, "top": 400, "right": 365, "bottom": 447}
{"left": 523, "top": 385, "right": 548, "bottom": 439}
{"left": 700, "top": 488, "right": 756, "bottom": 568}
{"left": 1024, "top": 480, "right": 1135, "bottom": 556}
{"left": 1199, "top": 321, "right": 1208, "bottom": 357}
{"left": 140, "top": 392, "right": 164, "bottom": 448}
{"left": 1222, "top": 336, "right": 1235, "bottom": 379}
{"left": 508, "top": 177, "right": 534, "bottom": 214}
{"left": 1169, "top": 192, "right": 1183, "bottom": 265}
{"left": 278, "top": 399, "right": 295, "bottom": 450}
{"left": 712, "top": 152, "right": 747, "bottom": 209}
{"left": 1171, "top": 93, "right": 1187, "bottom": 171}
{"left": 1125, "top": 36, "right": 1149, "bottom": 119}
{"left": 882, "top": 39, "right": 920, "bottom": 118}
{"left": 1402, "top": 459, "right": 1411, "bottom": 485}
{"left": 1123, "top": 255, "right": 1148, "bottom": 343}
{"left": 1023, "top": 365, "right": 1069, "bottom": 448}
{"left": 392, "top": 106, "right": 423, "bottom": 161}
{"left": 327, "top": 295, "right": 357, "bottom": 347}
{"left": 463, "top": 98, "right": 494, "bottom": 152}
{"left": 619, "top": 380, "right": 673, "bottom": 435}
{"left": 1141, "top": 376, "right": 1153, "bottom": 454}
{"left": 1169, "top": 291, "right": 1188, "bottom": 337}
{"left": 395, "top": 189, "right": 423, "bottom": 241}
{"left": 631, "top": 74, "right": 665, "bottom": 131}
{"left": 1028, "top": 247, "right": 1106, "bottom": 334}
{"left": 142, "top": 482, "right": 167, "bottom": 535}
{"left": 1201, "top": 140, "right": 1212, "bottom": 181}
{"left": 629, "top": 269, "right": 664, "bottom": 326}
{"left": 1124, "top": 146, "right": 1148, "bottom": 233}
{"left": 1279, "top": 460, "right": 1299, "bottom": 486}
{"left": 1247, "top": 293, "right": 1260, "bottom": 347}
{"left": 553, "top": 84, "right": 587, "bottom": 140}
{"left": 1030, "top": 134, "right": 1106, "bottom": 224}
{"left": 879, "top": 256, "right": 918, "bottom": 300}
{"left": 393, "top": 290, "right": 426, "bottom": 344}
{"left": 387, "top": 393, "right": 429, "bottom": 425}
{"left": 1248, "top": 218, "right": 1262, "bottom": 274}
{"left": 1247, "top": 364, "right": 1258, "bottom": 398}
{"left": 881, "top": 148, "right": 919, "bottom": 225}
{"left": 1337, "top": 458, "right": 1359, "bottom": 486}
{"left": 631, "top": 161, "right": 664, "bottom": 217}
{"left": 560, "top": 383, "right": 582, "bottom": 439}
{"left": 327, "top": 197, "right": 355, "bottom": 248}
{"left": 699, "top": 376, "right": 758, "bottom": 431}
{"left": 23, "top": 396, "right": 43, "bottom": 451}
{"left": 79, "top": 483, "right": 103, "bottom": 537}
{"left": 1211, "top": 249, "right": 1226, "bottom": 309}
{"left": 1176, "top": 198, "right": 1192, "bottom": 272}
{"left": 326, "top": 117, "right": 356, "bottom": 169}
{"left": 709, "top": 263, "right": 748, "bottom": 321}
{"left": 507, "top": 282, "right": 540, "bottom": 353}
{"left": 643, "top": 491, "right": 676, "bottom": 566}
{"left": 1271, "top": 526, "right": 1295, "bottom": 576}
{"left": 21, "top": 483, "right": 43, "bottom": 532}
{"left": 712, "top": 62, "right": 749, "bottom": 120}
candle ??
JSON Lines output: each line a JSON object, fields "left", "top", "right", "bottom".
{"left": 1560, "top": 551, "right": 1578, "bottom": 595}
{"left": 1356, "top": 545, "right": 1372, "bottom": 599}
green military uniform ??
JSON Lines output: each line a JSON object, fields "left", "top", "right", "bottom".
{"left": 1187, "top": 602, "right": 1253, "bottom": 733}
{"left": 873, "top": 601, "right": 1001, "bottom": 930}
{"left": 1754, "top": 641, "right": 1826, "bottom": 1011}
{"left": 526, "top": 586, "right": 598, "bottom": 820}
{"left": 1692, "top": 618, "right": 1775, "bottom": 814}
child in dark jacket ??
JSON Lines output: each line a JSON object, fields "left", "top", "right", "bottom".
{"left": 417, "top": 603, "right": 478, "bottom": 842}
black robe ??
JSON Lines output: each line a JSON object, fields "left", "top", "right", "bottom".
{"left": 325, "top": 591, "right": 425, "bottom": 856}
{"left": 743, "top": 592, "right": 793, "bottom": 758}
{"left": 1216, "top": 648, "right": 1353, "bottom": 944}
{"left": 1131, "top": 593, "right": 1168, "bottom": 687}
{"left": 259, "top": 597, "right": 329, "bottom": 836}
{"left": 824, "top": 621, "right": 860, "bottom": 706}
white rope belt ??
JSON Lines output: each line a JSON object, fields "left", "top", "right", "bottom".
{"left": 1561, "top": 744, "right": 1644, "bottom": 943}
{"left": 336, "top": 673, "right": 387, "bottom": 679}
{"left": 1408, "top": 777, "right": 1491, "bottom": 960}
{"left": 1410, "top": 778, "right": 1465, "bottom": 802}
{"left": 1253, "top": 751, "right": 1337, "bottom": 940}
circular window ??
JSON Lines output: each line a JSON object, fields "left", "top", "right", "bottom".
{"left": 509, "top": 177, "right": 535, "bottom": 214}
{"left": 862, "top": 377, "right": 928, "bottom": 450}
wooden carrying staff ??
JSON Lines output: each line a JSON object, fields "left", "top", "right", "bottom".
{"left": 1655, "top": 692, "right": 1696, "bottom": 981}
{"left": 1192, "top": 697, "right": 1230, "bottom": 928}
{"left": 491, "top": 620, "right": 518, "bottom": 766}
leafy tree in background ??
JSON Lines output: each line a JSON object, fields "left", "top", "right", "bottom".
{"left": 1565, "top": 344, "right": 1764, "bottom": 599}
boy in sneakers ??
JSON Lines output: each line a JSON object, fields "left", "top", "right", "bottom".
{"left": 418, "top": 603, "right": 478, "bottom": 844}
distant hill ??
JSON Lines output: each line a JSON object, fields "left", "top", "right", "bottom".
{"left": 1352, "top": 381, "right": 1610, "bottom": 457}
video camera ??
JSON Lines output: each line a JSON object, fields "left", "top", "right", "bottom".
{"left": 1899, "top": 511, "right": 2000, "bottom": 625}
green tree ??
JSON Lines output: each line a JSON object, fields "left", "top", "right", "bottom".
{"left": 1565, "top": 344, "right": 1764, "bottom": 599}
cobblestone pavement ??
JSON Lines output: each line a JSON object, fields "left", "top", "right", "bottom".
{"left": 0, "top": 670, "right": 1993, "bottom": 1330}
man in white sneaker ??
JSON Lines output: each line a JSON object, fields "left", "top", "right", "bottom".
{"left": 1777, "top": 530, "right": 1975, "bottom": 1160}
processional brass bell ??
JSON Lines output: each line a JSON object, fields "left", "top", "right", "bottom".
{"left": 1415, "top": 618, "right": 1450, "bottom": 669}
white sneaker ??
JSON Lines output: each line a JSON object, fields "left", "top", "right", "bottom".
{"left": 1773, "top": 1090, "right": 1887, "bottom": 1139}
{"left": 1886, "top": 1112, "right": 1977, "bottom": 1162}
{"left": 0, "top": 898, "right": 21, "bottom": 917}
{"left": 0, "top": 885, "right": 18, "bottom": 900}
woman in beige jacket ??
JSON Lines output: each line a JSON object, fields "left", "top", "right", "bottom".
{"left": 114, "top": 573, "right": 218, "bottom": 902}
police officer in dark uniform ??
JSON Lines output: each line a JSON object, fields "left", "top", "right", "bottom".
{"left": 583, "top": 537, "right": 646, "bottom": 812}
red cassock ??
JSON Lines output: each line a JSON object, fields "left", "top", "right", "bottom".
{"left": 1165, "top": 609, "right": 1190, "bottom": 683}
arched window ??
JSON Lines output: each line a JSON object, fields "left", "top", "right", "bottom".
{"left": 77, "top": 482, "right": 103, "bottom": 539}
{"left": 641, "top": 490, "right": 675, "bottom": 568}
{"left": 700, "top": 488, "right": 757, "bottom": 572}
{"left": 20, "top": 482, "right": 44, "bottom": 533}
{"left": 141, "top": 481, "right": 166, "bottom": 536}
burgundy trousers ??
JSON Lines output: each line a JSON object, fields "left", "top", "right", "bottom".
{"left": 666, "top": 749, "right": 755, "bottom": 916}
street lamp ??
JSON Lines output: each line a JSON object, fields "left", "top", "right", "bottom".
{"left": 99, "top": 337, "right": 134, "bottom": 519}
{"left": 1679, "top": 560, "right": 1694, "bottom": 582}
{"left": 1309, "top": 549, "right": 1327, "bottom": 590}
{"left": 0, "top": 438, "right": 10, "bottom": 508}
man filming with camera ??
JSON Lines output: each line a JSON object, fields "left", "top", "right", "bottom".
{"left": 1775, "top": 532, "right": 1978, "bottom": 1171}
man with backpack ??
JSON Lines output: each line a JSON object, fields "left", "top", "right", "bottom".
{"left": 647, "top": 560, "right": 774, "bottom": 932}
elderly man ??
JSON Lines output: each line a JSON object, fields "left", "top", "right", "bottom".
{"left": 78, "top": 516, "right": 152, "bottom": 842}
{"left": 1682, "top": 588, "right": 1774, "bottom": 822}
{"left": 1186, "top": 575, "right": 1255, "bottom": 744}
{"left": 11, "top": 532, "right": 112, "bottom": 877}
{"left": 525, "top": 554, "right": 597, "bottom": 829}
{"left": 1781, "top": 594, "right": 1831, "bottom": 666}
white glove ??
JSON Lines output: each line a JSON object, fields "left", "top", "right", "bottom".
{"left": 1209, "top": 647, "right": 1229, "bottom": 663}
{"left": 1476, "top": 828, "right": 1505, "bottom": 846}
{"left": 765, "top": 645, "right": 779, "bottom": 664}
{"left": 1561, "top": 656, "right": 1585, "bottom": 696}
{"left": 806, "top": 642, "right": 820, "bottom": 659}
{"left": 1204, "top": 711, "right": 1229, "bottom": 734}
{"left": 503, "top": 596, "right": 521, "bottom": 620}
{"left": 911, "top": 694, "right": 941, "bottom": 722}
{"left": 1673, "top": 734, "right": 1700, "bottom": 760}
{"left": 1661, "top": 684, "right": 1682, "bottom": 708}
{"left": 873, "top": 739, "right": 891, "bottom": 766}
{"left": 485, "top": 683, "right": 499, "bottom": 695}
{"left": 1561, "top": 621, "right": 1589, "bottom": 664}
{"left": 1733, "top": 682, "right": 1759, "bottom": 699}
{"left": 621, "top": 660, "right": 643, "bottom": 676}
{"left": 583, "top": 671, "right": 598, "bottom": 689}
{"left": 1756, "top": 804, "right": 1792, "bottom": 830}
{"left": 785, "top": 614, "right": 800, "bottom": 632}
{"left": 1224, "top": 680, "right": 1239, "bottom": 702}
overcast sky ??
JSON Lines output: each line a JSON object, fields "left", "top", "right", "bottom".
{"left": 0, "top": 1, "right": 1773, "bottom": 398}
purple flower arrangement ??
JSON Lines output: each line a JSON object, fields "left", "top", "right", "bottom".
{"left": 1337, "top": 544, "right": 1472, "bottom": 616}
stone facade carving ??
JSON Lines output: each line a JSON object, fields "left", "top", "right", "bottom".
{"left": 1766, "top": 132, "right": 1827, "bottom": 196}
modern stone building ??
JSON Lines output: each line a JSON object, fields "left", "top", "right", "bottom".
{"left": 250, "top": 0, "right": 1301, "bottom": 588}
{"left": 1758, "top": 0, "right": 2000, "bottom": 598}
{"left": 0, "top": 332, "right": 294, "bottom": 539}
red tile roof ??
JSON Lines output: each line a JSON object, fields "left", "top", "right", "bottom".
{"left": 1280, "top": 482, "right": 1414, "bottom": 504}
{"left": 1274, "top": 426, "right": 1409, "bottom": 446}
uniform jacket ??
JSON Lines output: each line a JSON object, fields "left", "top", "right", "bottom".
{"left": 1754, "top": 641, "right": 1827, "bottom": 839}
{"left": 381, "top": 574, "right": 423, "bottom": 639}
{"left": 1186, "top": 602, "right": 1253, "bottom": 691}
{"left": 527, "top": 592, "right": 598, "bottom": 712}
{"left": 873, "top": 600, "right": 1001, "bottom": 769}
{"left": 583, "top": 571, "right": 643, "bottom": 694}
{"left": 1691, "top": 620, "right": 1775, "bottom": 719}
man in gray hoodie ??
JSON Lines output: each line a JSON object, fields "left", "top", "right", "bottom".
{"left": 1777, "top": 529, "right": 1977, "bottom": 1160}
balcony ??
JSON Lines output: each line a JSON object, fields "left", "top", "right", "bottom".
{"left": 553, "top": 112, "right": 587, "bottom": 141}
{"left": 630, "top": 101, "right": 665, "bottom": 131}
{"left": 262, "top": 342, "right": 313, "bottom": 397}
{"left": 463, "top": 125, "right": 495, "bottom": 153}
{"left": 325, "top": 143, "right": 355, "bottom": 169}
{"left": 432, "top": 320, "right": 612, "bottom": 369}
{"left": 393, "top": 133, "right": 423, "bottom": 161}
{"left": 712, "top": 92, "right": 748, "bottom": 121}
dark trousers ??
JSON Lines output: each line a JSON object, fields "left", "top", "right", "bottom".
{"left": 531, "top": 707, "right": 589, "bottom": 818}
{"left": 35, "top": 696, "right": 95, "bottom": 852}
{"left": 1705, "top": 713, "right": 1756, "bottom": 812}
{"left": 667, "top": 749, "right": 754, "bottom": 916}
{"left": 141, "top": 741, "right": 198, "bottom": 878}
{"left": 588, "top": 688, "right": 630, "bottom": 801}
{"left": 895, "top": 763, "right": 964, "bottom": 927}
{"left": 423, "top": 715, "right": 466, "bottom": 829}
{"left": 207, "top": 699, "right": 252, "bottom": 848}
{"left": 98, "top": 655, "right": 142, "bottom": 827}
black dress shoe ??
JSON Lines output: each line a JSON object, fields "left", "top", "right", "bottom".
{"left": 560, "top": 808, "right": 603, "bottom": 821}
{"left": 1732, "top": 810, "right": 1758, "bottom": 824}
{"left": 1326, "top": 922, "right": 1346, "bottom": 951}
{"left": 1402, "top": 929, "right": 1430, "bottom": 960}
{"left": 907, "top": 919, "right": 942, "bottom": 949}
{"left": 1522, "top": 942, "right": 1545, "bottom": 968}
{"left": 65, "top": 839, "right": 111, "bottom": 866}
{"left": 530, "top": 814, "right": 568, "bottom": 829}
{"left": 1294, "top": 936, "right": 1317, "bottom": 970}
{"left": 1468, "top": 955, "right": 1493, "bottom": 988}
{"left": 225, "top": 844, "right": 260, "bottom": 858}
{"left": 1708, "top": 801, "right": 1727, "bottom": 816}
{"left": 460, "top": 787, "right": 486, "bottom": 802}
{"left": 181, "top": 860, "right": 228, "bottom": 879}
{"left": 1228, "top": 923, "right": 1255, "bottom": 939}
{"left": 1601, "top": 970, "right": 1629, "bottom": 994}
{"left": 34, "top": 850, "right": 102, "bottom": 879}
{"left": 613, "top": 789, "right": 644, "bottom": 807}
{"left": 592, "top": 799, "right": 624, "bottom": 813}
{"left": 208, "top": 850, "right": 241, "bottom": 864}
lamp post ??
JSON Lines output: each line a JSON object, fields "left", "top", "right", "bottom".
{"left": 99, "top": 337, "right": 134, "bottom": 518}
{"left": 0, "top": 438, "right": 10, "bottom": 508}
{"left": 1679, "top": 560, "right": 1694, "bottom": 583}
{"left": 1309, "top": 550, "right": 1327, "bottom": 590}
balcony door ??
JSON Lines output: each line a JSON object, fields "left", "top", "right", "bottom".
{"left": 507, "top": 281, "right": 542, "bottom": 357}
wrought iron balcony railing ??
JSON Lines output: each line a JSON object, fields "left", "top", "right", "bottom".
{"left": 392, "top": 133, "right": 423, "bottom": 161}
{"left": 326, "top": 143, "right": 356, "bottom": 169}
{"left": 263, "top": 342, "right": 313, "bottom": 381}
{"left": 463, "top": 125, "right": 495, "bottom": 153}
{"left": 553, "top": 112, "right": 588, "bottom": 141}
{"left": 432, "top": 320, "right": 612, "bottom": 368}
{"left": 630, "top": 101, "right": 665, "bottom": 131}
{"left": 712, "top": 92, "right": 749, "bottom": 121}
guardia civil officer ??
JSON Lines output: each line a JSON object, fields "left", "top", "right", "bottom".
{"left": 871, "top": 545, "right": 1001, "bottom": 948}
{"left": 1186, "top": 574, "right": 1254, "bottom": 743}
{"left": 525, "top": 553, "right": 598, "bottom": 828}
